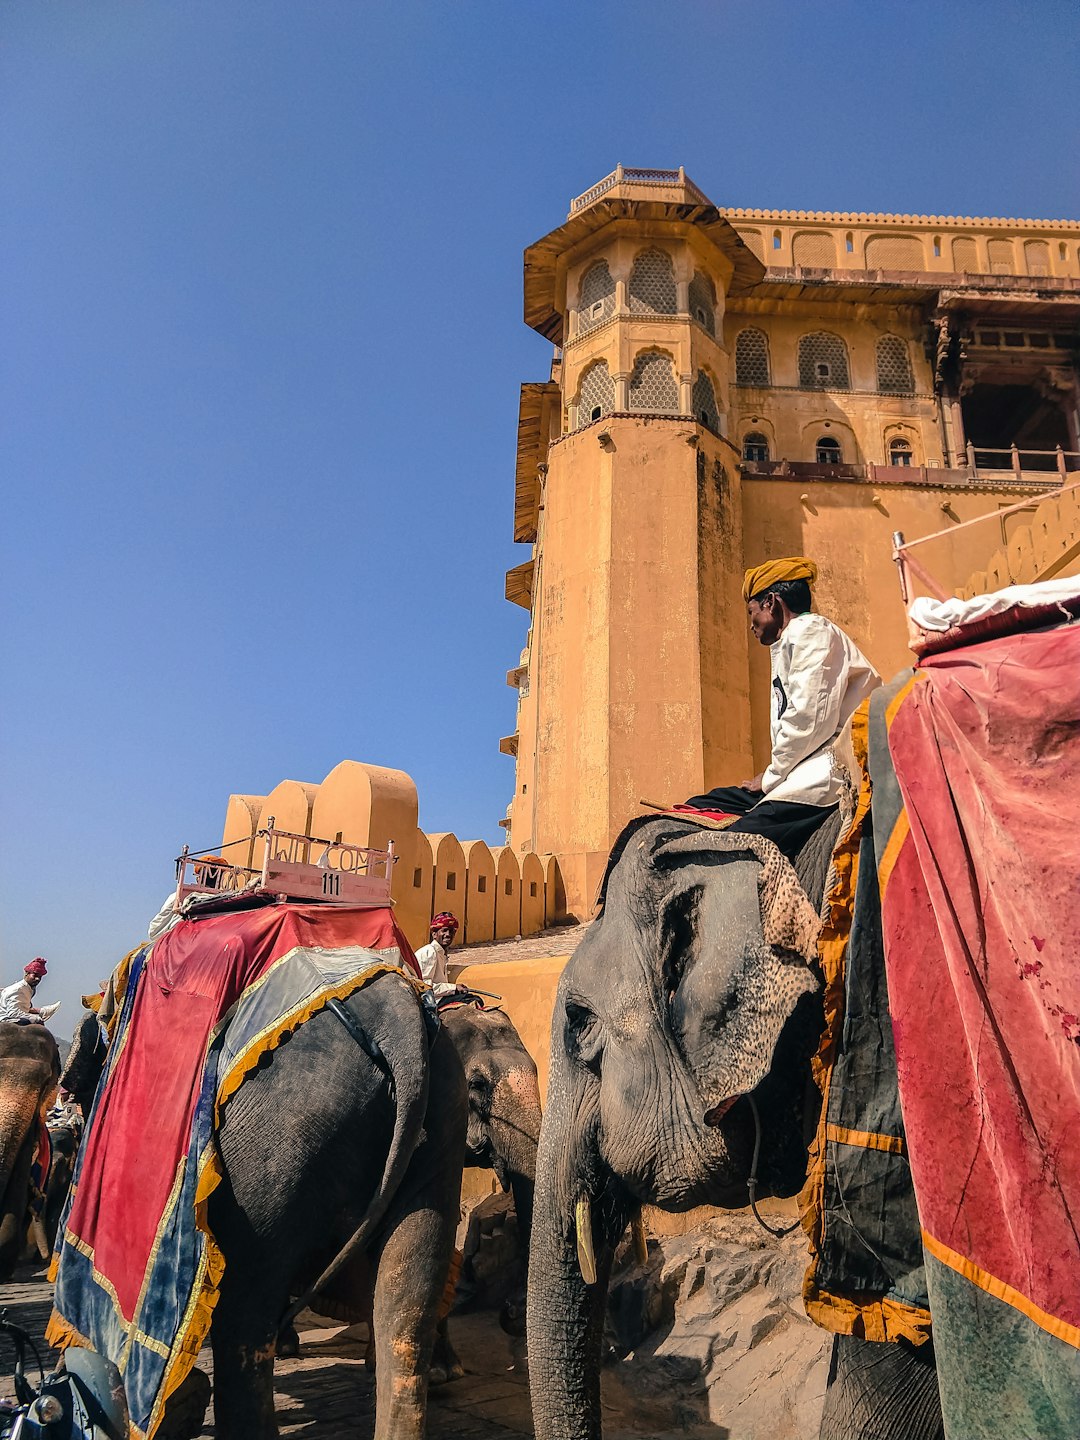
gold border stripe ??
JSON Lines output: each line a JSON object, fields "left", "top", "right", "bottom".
{"left": 826, "top": 1124, "right": 905, "bottom": 1155}
{"left": 923, "top": 1229, "right": 1080, "bottom": 1351}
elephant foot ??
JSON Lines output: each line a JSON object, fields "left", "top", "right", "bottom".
{"left": 156, "top": 1367, "right": 211, "bottom": 1440}
{"left": 430, "top": 1331, "right": 464, "bottom": 1386}
{"left": 276, "top": 1323, "right": 301, "bottom": 1359}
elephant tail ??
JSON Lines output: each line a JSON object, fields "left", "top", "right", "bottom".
{"left": 277, "top": 980, "right": 430, "bottom": 1337}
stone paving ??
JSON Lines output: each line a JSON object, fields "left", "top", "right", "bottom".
{"left": 0, "top": 1265, "right": 685, "bottom": 1439}
{"left": 0, "top": 1265, "right": 533, "bottom": 1438}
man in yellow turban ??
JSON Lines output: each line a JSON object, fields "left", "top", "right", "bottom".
{"left": 683, "top": 557, "right": 880, "bottom": 859}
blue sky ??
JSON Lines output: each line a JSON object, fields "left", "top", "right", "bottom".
{"left": 3, "top": 0, "right": 1078, "bottom": 1026}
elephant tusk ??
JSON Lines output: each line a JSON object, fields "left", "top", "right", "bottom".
{"left": 575, "top": 1195, "right": 597, "bottom": 1285}
{"left": 630, "top": 1209, "right": 649, "bottom": 1266}
{"left": 31, "top": 1215, "right": 49, "bottom": 1260}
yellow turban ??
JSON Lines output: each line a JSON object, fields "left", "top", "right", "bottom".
{"left": 742, "top": 556, "right": 819, "bottom": 603}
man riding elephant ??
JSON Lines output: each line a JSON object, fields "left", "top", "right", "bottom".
{"left": 0, "top": 958, "right": 61, "bottom": 1026}
{"left": 683, "top": 556, "right": 880, "bottom": 859}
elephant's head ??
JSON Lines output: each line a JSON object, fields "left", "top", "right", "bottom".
{"left": 58, "top": 1010, "right": 108, "bottom": 1118}
{"left": 440, "top": 1000, "right": 542, "bottom": 1240}
{"left": 528, "top": 816, "right": 825, "bottom": 1440}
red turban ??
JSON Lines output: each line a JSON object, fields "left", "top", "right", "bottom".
{"left": 24, "top": 957, "right": 48, "bottom": 979}
{"left": 431, "top": 912, "right": 459, "bottom": 935}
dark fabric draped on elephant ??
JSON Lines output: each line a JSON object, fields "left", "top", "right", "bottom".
{"left": 527, "top": 813, "right": 943, "bottom": 1440}
{"left": 0, "top": 1021, "right": 60, "bottom": 1277}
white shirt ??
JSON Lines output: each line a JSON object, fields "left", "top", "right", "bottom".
{"left": 413, "top": 940, "right": 458, "bottom": 1000}
{"left": 762, "top": 612, "right": 881, "bottom": 807}
{"left": 0, "top": 980, "right": 60, "bottom": 1024}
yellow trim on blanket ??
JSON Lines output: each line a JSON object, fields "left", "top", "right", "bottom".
{"left": 876, "top": 809, "right": 910, "bottom": 900}
{"left": 825, "top": 1124, "right": 905, "bottom": 1156}
{"left": 922, "top": 1229, "right": 1080, "bottom": 1351}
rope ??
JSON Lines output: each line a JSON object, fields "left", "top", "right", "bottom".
{"left": 746, "top": 1094, "right": 801, "bottom": 1239}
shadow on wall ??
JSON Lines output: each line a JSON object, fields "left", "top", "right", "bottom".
{"left": 219, "top": 760, "right": 567, "bottom": 951}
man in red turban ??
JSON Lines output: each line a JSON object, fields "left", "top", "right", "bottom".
{"left": 683, "top": 557, "right": 880, "bottom": 859}
{"left": 415, "top": 913, "right": 467, "bottom": 1000}
{"left": 0, "top": 957, "right": 61, "bottom": 1026}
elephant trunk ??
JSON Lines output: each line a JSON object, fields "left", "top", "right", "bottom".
{"left": 0, "top": 1082, "right": 43, "bottom": 1211}
{"left": 527, "top": 1062, "right": 622, "bottom": 1440}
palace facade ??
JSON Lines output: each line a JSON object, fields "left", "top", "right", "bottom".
{"left": 502, "top": 167, "right": 1080, "bottom": 914}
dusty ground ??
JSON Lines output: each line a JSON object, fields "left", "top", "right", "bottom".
{"left": 0, "top": 1263, "right": 727, "bottom": 1439}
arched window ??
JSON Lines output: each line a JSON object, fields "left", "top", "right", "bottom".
{"left": 692, "top": 370, "right": 721, "bottom": 433}
{"left": 876, "top": 335, "right": 915, "bottom": 395}
{"left": 628, "top": 351, "right": 678, "bottom": 413}
{"left": 888, "top": 438, "right": 913, "bottom": 467}
{"left": 577, "top": 360, "right": 615, "bottom": 426}
{"left": 798, "top": 332, "right": 850, "bottom": 389}
{"left": 577, "top": 260, "right": 615, "bottom": 335}
{"left": 735, "top": 327, "right": 770, "bottom": 386}
{"left": 628, "top": 248, "right": 676, "bottom": 315}
{"left": 743, "top": 432, "right": 769, "bottom": 463}
{"left": 815, "top": 435, "right": 843, "bottom": 464}
{"left": 688, "top": 271, "right": 716, "bottom": 336}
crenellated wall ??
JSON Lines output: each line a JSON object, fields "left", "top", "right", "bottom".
{"left": 220, "top": 760, "right": 567, "bottom": 951}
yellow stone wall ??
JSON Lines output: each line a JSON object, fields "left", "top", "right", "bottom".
{"left": 728, "top": 210, "right": 1080, "bottom": 279}
{"left": 220, "top": 762, "right": 564, "bottom": 951}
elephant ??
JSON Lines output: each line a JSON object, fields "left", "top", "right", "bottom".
{"left": 527, "top": 813, "right": 943, "bottom": 1440}
{"left": 58, "top": 1007, "right": 109, "bottom": 1120}
{"left": 153, "top": 981, "right": 541, "bottom": 1440}
{"left": 0, "top": 1020, "right": 61, "bottom": 1278}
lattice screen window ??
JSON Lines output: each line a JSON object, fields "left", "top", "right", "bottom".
{"left": 628, "top": 352, "right": 679, "bottom": 412}
{"left": 952, "top": 237, "right": 979, "bottom": 273}
{"left": 1024, "top": 240, "right": 1050, "bottom": 277}
{"left": 577, "top": 261, "right": 616, "bottom": 335}
{"left": 688, "top": 271, "right": 716, "bottom": 335}
{"left": 865, "top": 234, "right": 923, "bottom": 270}
{"left": 798, "top": 333, "right": 850, "bottom": 389}
{"left": 735, "top": 328, "right": 770, "bottom": 386}
{"left": 792, "top": 231, "right": 837, "bottom": 267}
{"left": 692, "top": 370, "right": 721, "bottom": 432}
{"left": 577, "top": 361, "right": 615, "bottom": 425}
{"left": 737, "top": 229, "right": 765, "bottom": 262}
{"left": 988, "top": 239, "right": 1015, "bottom": 274}
{"left": 876, "top": 335, "right": 915, "bottom": 395}
{"left": 629, "top": 248, "right": 677, "bottom": 315}
{"left": 743, "top": 432, "right": 769, "bottom": 462}
{"left": 816, "top": 436, "right": 843, "bottom": 464}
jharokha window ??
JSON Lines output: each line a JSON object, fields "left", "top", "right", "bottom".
{"left": 742, "top": 432, "right": 769, "bottom": 462}
{"left": 815, "top": 435, "right": 843, "bottom": 464}
{"left": 889, "top": 438, "right": 913, "bottom": 466}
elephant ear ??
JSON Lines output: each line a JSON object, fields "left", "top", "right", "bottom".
{"left": 655, "top": 830, "right": 823, "bottom": 1115}
{"left": 700, "top": 942, "right": 819, "bottom": 1112}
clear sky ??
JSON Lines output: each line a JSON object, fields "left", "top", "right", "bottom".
{"left": 3, "top": 0, "right": 1079, "bottom": 1029}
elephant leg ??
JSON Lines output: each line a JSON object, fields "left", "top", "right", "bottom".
{"left": 369, "top": 1034, "right": 465, "bottom": 1440}
{"left": 209, "top": 1264, "right": 288, "bottom": 1440}
{"left": 819, "top": 1334, "right": 944, "bottom": 1440}
{"left": 0, "top": 1129, "right": 35, "bottom": 1279}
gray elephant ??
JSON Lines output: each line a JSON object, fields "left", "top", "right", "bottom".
{"left": 0, "top": 1020, "right": 61, "bottom": 1278}
{"left": 53, "top": 971, "right": 540, "bottom": 1440}
{"left": 527, "top": 814, "right": 942, "bottom": 1440}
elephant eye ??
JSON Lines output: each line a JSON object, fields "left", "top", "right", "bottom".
{"left": 564, "top": 1000, "right": 602, "bottom": 1074}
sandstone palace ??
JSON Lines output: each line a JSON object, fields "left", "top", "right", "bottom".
{"left": 501, "top": 167, "right": 1080, "bottom": 913}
